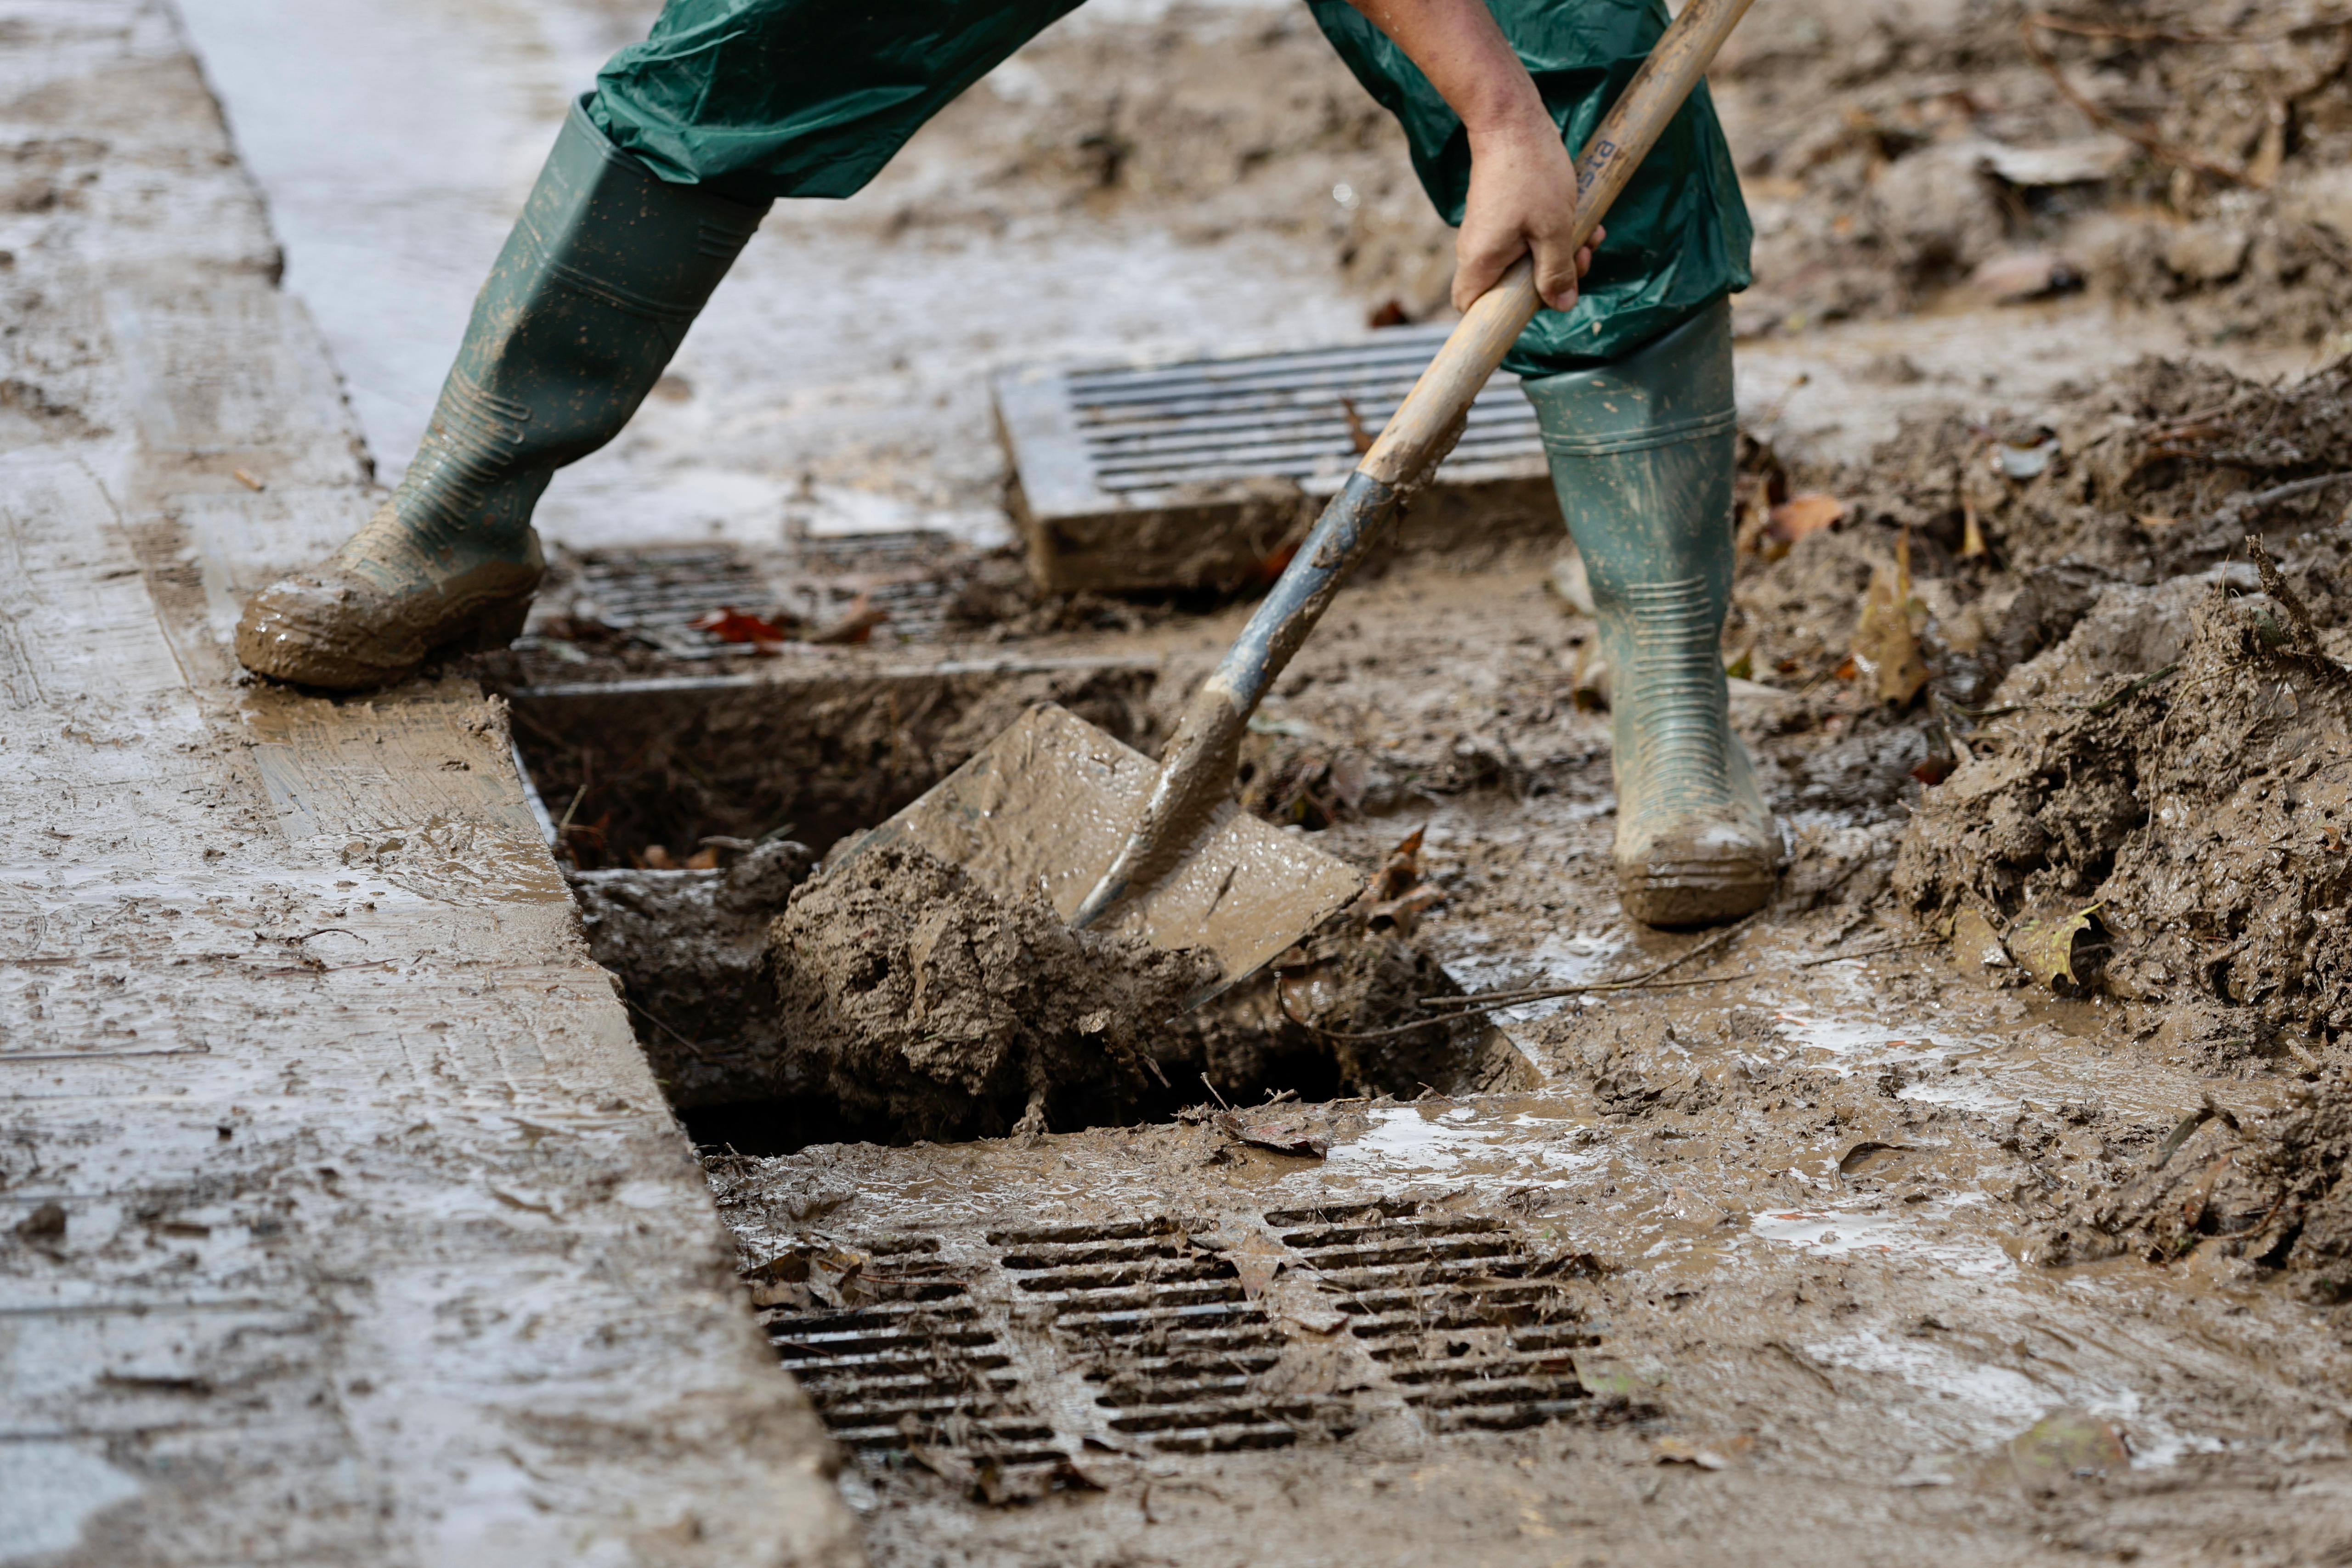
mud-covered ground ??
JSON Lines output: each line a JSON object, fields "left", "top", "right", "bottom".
{"left": 177, "top": 0, "right": 2352, "bottom": 1559}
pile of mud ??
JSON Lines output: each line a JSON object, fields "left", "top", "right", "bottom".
{"left": 1719, "top": 350, "right": 2352, "bottom": 1053}
{"left": 770, "top": 839, "right": 1510, "bottom": 1141}
{"left": 1899, "top": 579, "right": 2352, "bottom": 1044}
{"left": 578, "top": 834, "right": 1501, "bottom": 1148}
{"left": 1732, "top": 357, "right": 2352, "bottom": 694}
{"left": 2035, "top": 1072, "right": 2352, "bottom": 1301}
{"left": 767, "top": 840, "right": 1221, "bottom": 1141}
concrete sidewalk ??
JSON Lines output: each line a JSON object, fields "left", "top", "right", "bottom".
{"left": 0, "top": 4, "right": 857, "bottom": 1562}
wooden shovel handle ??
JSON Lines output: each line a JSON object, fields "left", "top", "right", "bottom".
{"left": 1360, "top": 0, "right": 1757, "bottom": 489}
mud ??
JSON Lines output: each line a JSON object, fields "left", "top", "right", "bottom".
{"left": 148, "top": 0, "right": 2352, "bottom": 1559}
{"left": 1900, "top": 583, "right": 2352, "bottom": 1037}
{"left": 767, "top": 839, "right": 1221, "bottom": 1141}
{"left": 2033, "top": 1066, "right": 2352, "bottom": 1303}
{"left": 1716, "top": 0, "right": 2352, "bottom": 357}
{"left": 577, "top": 810, "right": 1510, "bottom": 1150}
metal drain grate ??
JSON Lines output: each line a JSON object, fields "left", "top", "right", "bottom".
{"left": 750, "top": 1201, "right": 1595, "bottom": 1480}
{"left": 573, "top": 545, "right": 776, "bottom": 650}
{"left": 994, "top": 1219, "right": 1335, "bottom": 1455}
{"left": 754, "top": 1237, "right": 1066, "bottom": 1484}
{"left": 1269, "top": 1203, "right": 1596, "bottom": 1433}
{"left": 536, "top": 540, "right": 960, "bottom": 656}
{"left": 995, "top": 331, "right": 1553, "bottom": 593}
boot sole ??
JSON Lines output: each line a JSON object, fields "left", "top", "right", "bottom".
{"left": 238, "top": 591, "right": 537, "bottom": 692}
{"left": 1618, "top": 860, "right": 1776, "bottom": 929}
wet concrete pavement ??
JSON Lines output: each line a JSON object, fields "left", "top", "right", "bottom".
{"left": 0, "top": 3, "right": 854, "bottom": 1562}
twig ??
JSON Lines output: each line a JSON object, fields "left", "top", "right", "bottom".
{"left": 1419, "top": 911, "right": 1763, "bottom": 1010}
{"left": 2215, "top": 470, "right": 2352, "bottom": 531}
{"left": 2084, "top": 661, "right": 2181, "bottom": 715}
{"left": 1795, "top": 936, "right": 1941, "bottom": 966}
{"left": 625, "top": 997, "right": 714, "bottom": 1062}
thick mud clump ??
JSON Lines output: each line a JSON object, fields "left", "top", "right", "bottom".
{"left": 1898, "top": 574, "right": 2352, "bottom": 1044}
{"left": 766, "top": 838, "right": 1506, "bottom": 1142}
{"left": 2035, "top": 1072, "right": 2352, "bottom": 1302}
{"left": 769, "top": 840, "right": 1220, "bottom": 1141}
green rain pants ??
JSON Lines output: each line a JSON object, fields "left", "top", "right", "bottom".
{"left": 587, "top": 0, "right": 1750, "bottom": 377}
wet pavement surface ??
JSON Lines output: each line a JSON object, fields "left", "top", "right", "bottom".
{"left": 94, "top": 0, "right": 2352, "bottom": 1560}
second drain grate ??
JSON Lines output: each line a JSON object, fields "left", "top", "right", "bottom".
{"left": 749, "top": 1199, "right": 1602, "bottom": 1489}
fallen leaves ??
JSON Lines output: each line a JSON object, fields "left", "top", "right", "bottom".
{"left": 1950, "top": 907, "right": 2012, "bottom": 971}
{"left": 1214, "top": 1110, "right": 1330, "bottom": 1159}
{"left": 691, "top": 606, "right": 794, "bottom": 646}
{"left": 2007, "top": 902, "right": 2101, "bottom": 988}
{"left": 1764, "top": 492, "right": 1845, "bottom": 556}
{"left": 690, "top": 595, "right": 888, "bottom": 650}
{"left": 1852, "top": 529, "right": 1930, "bottom": 706}
{"left": 2006, "top": 1409, "right": 2127, "bottom": 1493}
{"left": 1198, "top": 1216, "right": 1293, "bottom": 1297}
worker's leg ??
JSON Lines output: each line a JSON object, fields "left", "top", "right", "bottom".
{"left": 238, "top": 0, "right": 1081, "bottom": 690}
{"left": 1309, "top": 0, "right": 1771, "bottom": 927}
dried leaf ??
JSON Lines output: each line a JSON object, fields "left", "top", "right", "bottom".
{"left": 1216, "top": 1111, "right": 1329, "bottom": 1160}
{"left": 692, "top": 605, "right": 794, "bottom": 644}
{"left": 1366, "top": 882, "right": 1445, "bottom": 936}
{"left": 1852, "top": 531, "right": 1930, "bottom": 706}
{"left": 1265, "top": 1274, "right": 1350, "bottom": 1336}
{"left": 808, "top": 592, "right": 887, "bottom": 645}
{"left": 2007, "top": 903, "right": 2100, "bottom": 988}
{"left": 1961, "top": 494, "right": 1988, "bottom": 558}
{"left": 1201, "top": 1218, "right": 1293, "bottom": 1296}
{"left": 1837, "top": 1140, "right": 1914, "bottom": 1176}
{"left": 1764, "top": 492, "right": 1845, "bottom": 556}
{"left": 2006, "top": 1410, "right": 2127, "bottom": 1493}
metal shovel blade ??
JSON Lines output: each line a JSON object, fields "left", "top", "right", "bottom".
{"left": 840, "top": 703, "right": 1362, "bottom": 993}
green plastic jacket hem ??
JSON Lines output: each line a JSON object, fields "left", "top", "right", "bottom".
{"left": 587, "top": 0, "right": 1750, "bottom": 376}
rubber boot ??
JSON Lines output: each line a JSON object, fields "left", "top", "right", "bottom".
{"left": 236, "top": 98, "right": 769, "bottom": 689}
{"left": 1521, "top": 299, "right": 1776, "bottom": 927}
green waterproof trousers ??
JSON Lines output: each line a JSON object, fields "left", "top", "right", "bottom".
{"left": 587, "top": 0, "right": 1750, "bottom": 376}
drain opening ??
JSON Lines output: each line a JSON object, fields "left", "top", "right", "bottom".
{"left": 498, "top": 663, "right": 1517, "bottom": 1154}
{"left": 753, "top": 1236, "right": 1073, "bottom": 1493}
{"left": 747, "top": 1202, "right": 1598, "bottom": 1481}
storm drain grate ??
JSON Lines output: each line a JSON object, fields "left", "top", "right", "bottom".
{"left": 569, "top": 546, "right": 778, "bottom": 655}
{"left": 751, "top": 1202, "right": 1596, "bottom": 1478}
{"left": 993, "top": 1219, "right": 1334, "bottom": 1455}
{"left": 995, "top": 331, "right": 1554, "bottom": 592}
{"left": 536, "top": 540, "right": 958, "bottom": 654}
{"left": 1269, "top": 1203, "right": 1596, "bottom": 1433}
{"left": 754, "top": 1236, "right": 1066, "bottom": 1485}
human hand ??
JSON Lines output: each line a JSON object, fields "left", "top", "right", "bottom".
{"left": 1455, "top": 114, "right": 1600, "bottom": 314}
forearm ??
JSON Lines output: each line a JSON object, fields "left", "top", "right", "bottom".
{"left": 1345, "top": 0, "right": 1595, "bottom": 311}
{"left": 1343, "top": 0, "right": 1552, "bottom": 141}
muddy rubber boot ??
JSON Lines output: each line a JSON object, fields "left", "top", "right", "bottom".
{"left": 1522, "top": 299, "right": 1776, "bottom": 927}
{"left": 236, "top": 98, "right": 769, "bottom": 690}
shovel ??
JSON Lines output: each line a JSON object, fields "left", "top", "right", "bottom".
{"left": 847, "top": 0, "right": 1757, "bottom": 993}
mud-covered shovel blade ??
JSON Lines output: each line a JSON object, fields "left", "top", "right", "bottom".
{"left": 840, "top": 703, "right": 1361, "bottom": 992}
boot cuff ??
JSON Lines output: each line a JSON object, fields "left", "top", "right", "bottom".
{"left": 1521, "top": 297, "right": 1735, "bottom": 457}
